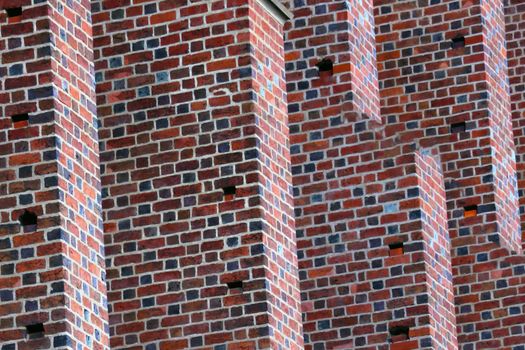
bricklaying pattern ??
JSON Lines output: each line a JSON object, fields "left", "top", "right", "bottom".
{"left": 93, "top": 0, "right": 301, "bottom": 348}
{"left": 285, "top": 0, "right": 379, "bottom": 122}
{"left": 373, "top": 1, "right": 525, "bottom": 349}
{"left": 0, "top": 0, "right": 108, "bottom": 349}
{"left": 506, "top": 0, "right": 525, "bottom": 248}
{"left": 482, "top": 0, "right": 521, "bottom": 255}
{"left": 2, "top": 0, "right": 525, "bottom": 349}
{"left": 285, "top": 0, "right": 525, "bottom": 348}
{"left": 248, "top": 1, "right": 303, "bottom": 347}
{"left": 415, "top": 151, "right": 457, "bottom": 350}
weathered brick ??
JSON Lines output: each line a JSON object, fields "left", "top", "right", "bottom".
{"left": 3, "top": 1, "right": 525, "bottom": 350}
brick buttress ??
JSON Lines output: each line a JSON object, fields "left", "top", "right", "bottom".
{"left": 0, "top": 0, "right": 109, "bottom": 349}
{"left": 93, "top": 0, "right": 303, "bottom": 348}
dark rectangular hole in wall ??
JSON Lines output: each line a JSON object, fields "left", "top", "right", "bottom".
{"left": 26, "top": 323, "right": 45, "bottom": 339}
{"left": 451, "top": 36, "right": 465, "bottom": 49}
{"left": 450, "top": 121, "right": 466, "bottom": 133}
{"left": 388, "top": 242, "right": 404, "bottom": 256}
{"left": 19, "top": 210, "right": 37, "bottom": 227}
{"left": 11, "top": 113, "right": 29, "bottom": 123}
{"left": 5, "top": 7, "right": 22, "bottom": 17}
{"left": 389, "top": 325, "right": 409, "bottom": 342}
{"left": 223, "top": 186, "right": 236, "bottom": 200}
{"left": 464, "top": 205, "right": 478, "bottom": 218}
{"left": 11, "top": 113, "right": 29, "bottom": 128}
{"left": 227, "top": 280, "right": 243, "bottom": 290}
{"left": 316, "top": 58, "right": 333, "bottom": 73}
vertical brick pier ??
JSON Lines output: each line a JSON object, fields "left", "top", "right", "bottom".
{"left": 0, "top": 0, "right": 109, "bottom": 349}
{"left": 93, "top": 0, "right": 302, "bottom": 348}
{"left": 1, "top": 0, "right": 525, "bottom": 350}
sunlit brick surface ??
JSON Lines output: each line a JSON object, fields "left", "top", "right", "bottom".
{"left": 0, "top": 0, "right": 109, "bottom": 349}
{"left": 415, "top": 151, "right": 457, "bottom": 350}
{"left": 506, "top": 0, "right": 525, "bottom": 249}
{"left": 2, "top": 0, "right": 525, "bottom": 349}
{"left": 93, "top": 0, "right": 302, "bottom": 348}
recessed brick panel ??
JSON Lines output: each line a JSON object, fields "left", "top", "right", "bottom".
{"left": 285, "top": 0, "right": 380, "bottom": 122}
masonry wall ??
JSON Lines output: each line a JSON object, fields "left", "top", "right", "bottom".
{"left": 374, "top": 0, "right": 519, "bottom": 251}
{"left": 416, "top": 151, "right": 457, "bottom": 350}
{"left": 284, "top": 0, "right": 525, "bottom": 349}
{"left": 3, "top": 0, "right": 525, "bottom": 350}
{"left": 506, "top": 0, "right": 525, "bottom": 249}
{"left": 93, "top": 0, "right": 301, "bottom": 348}
{"left": 285, "top": 0, "right": 379, "bottom": 122}
{"left": 482, "top": 0, "right": 521, "bottom": 255}
{"left": 0, "top": 0, "right": 108, "bottom": 349}
{"left": 373, "top": 0, "right": 525, "bottom": 349}
{"left": 284, "top": 0, "right": 461, "bottom": 348}
{"left": 248, "top": 1, "right": 303, "bottom": 347}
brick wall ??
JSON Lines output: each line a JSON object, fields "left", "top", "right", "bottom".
{"left": 285, "top": 0, "right": 383, "bottom": 347}
{"left": 374, "top": 1, "right": 524, "bottom": 349}
{"left": 93, "top": 0, "right": 301, "bottom": 348}
{"left": 506, "top": 0, "right": 525, "bottom": 249}
{"left": 2, "top": 0, "right": 525, "bottom": 349}
{"left": 285, "top": 0, "right": 379, "bottom": 122}
{"left": 0, "top": 0, "right": 108, "bottom": 349}
{"left": 285, "top": 0, "right": 525, "bottom": 348}
{"left": 284, "top": 0, "right": 462, "bottom": 348}
{"left": 416, "top": 150, "right": 457, "bottom": 350}
{"left": 375, "top": 0, "right": 519, "bottom": 252}
{"left": 481, "top": 0, "right": 521, "bottom": 254}
{"left": 248, "top": 0, "right": 303, "bottom": 347}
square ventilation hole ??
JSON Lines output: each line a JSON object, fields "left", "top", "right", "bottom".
{"left": 388, "top": 242, "right": 404, "bottom": 256}
{"left": 389, "top": 325, "right": 409, "bottom": 342}
{"left": 5, "top": 7, "right": 22, "bottom": 18}
{"left": 464, "top": 205, "right": 478, "bottom": 218}
{"left": 450, "top": 121, "right": 466, "bottom": 133}
{"left": 316, "top": 58, "right": 334, "bottom": 82}
{"left": 26, "top": 323, "right": 45, "bottom": 339}
{"left": 11, "top": 113, "right": 29, "bottom": 128}
{"left": 227, "top": 280, "right": 243, "bottom": 291}
{"left": 316, "top": 58, "right": 333, "bottom": 73}
{"left": 223, "top": 186, "right": 236, "bottom": 201}
{"left": 19, "top": 210, "right": 37, "bottom": 231}
{"left": 451, "top": 36, "right": 466, "bottom": 49}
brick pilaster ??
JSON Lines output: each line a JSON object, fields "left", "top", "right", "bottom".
{"left": 0, "top": 0, "right": 108, "bottom": 349}
{"left": 416, "top": 150, "right": 457, "bottom": 350}
{"left": 375, "top": 0, "right": 524, "bottom": 348}
{"left": 506, "top": 0, "right": 525, "bottom": 250}
{"left": 93, "top": 0, "right": 301, "bottom": 348}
